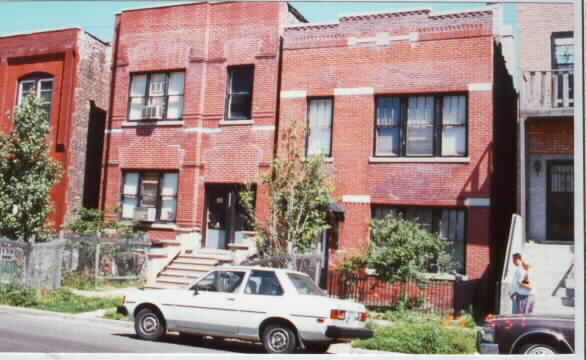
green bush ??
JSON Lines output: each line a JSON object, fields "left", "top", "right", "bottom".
{"left": 354, "top": 320, "right": 476, "bottom": 354}
{"left": 0, "top": 285, "right": 122, "bottom": 313}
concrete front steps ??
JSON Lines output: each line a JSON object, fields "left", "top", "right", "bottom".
{"left": 150, "top": 249, "right": 234, "bottom": 289}
{"left": 522, "top": 242, "right": 574, "bottom": 315}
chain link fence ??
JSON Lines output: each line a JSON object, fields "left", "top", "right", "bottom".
{"left": 63, "top": 232, "right": 150, "bottom": 285}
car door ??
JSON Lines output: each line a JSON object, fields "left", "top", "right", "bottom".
{"left": 233, "top": 270, "right": 286, "bottom": 339}
{"left": 173, "top": 269, "right": 247, "bottom": 336}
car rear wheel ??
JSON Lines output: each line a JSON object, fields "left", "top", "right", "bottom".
{"left": 135, "top": 308, "right": 166, "bottom": 341}
{"left": 305, "top": 343, "right": 331, "bottom": 353}
{"left": 520, "top": 343, "right": 558, "bottom": 355}
{"left": 262, "top": 324, "right": 297, "bottom": 354}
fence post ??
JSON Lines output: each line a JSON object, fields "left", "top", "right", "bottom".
{"left": 94, "top": 243, "right": 100, "bottom": 288}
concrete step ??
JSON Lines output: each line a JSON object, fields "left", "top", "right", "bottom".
{"left": 180, "top": 254, "right": 233, "bottom": 263}
{"left": 176, "top": 256, "right": 218, "bottom": 266}
{"left": 197, "top": 248, "right": 232, "bottom": 256}
{"left": 162, "top": 269, "right": 208, "bottom": 278}
{"left": 156, "top": 279, "right": 190, "bottom": 286}
{"left": 167, "top": 263, "right": 211, "bottom": 271}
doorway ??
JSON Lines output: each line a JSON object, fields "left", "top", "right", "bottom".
{"left": 204, "top": 184, "right": 255, "bottom": 249}
{"left": 546, "top": 160, "right": 574, "bottom": 242}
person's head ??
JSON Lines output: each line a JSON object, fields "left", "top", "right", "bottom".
{"left": 512, "top": 253, "right": 522, "bottom": 266}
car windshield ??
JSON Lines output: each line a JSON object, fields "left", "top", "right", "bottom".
{"left": 287, "top": 273, "right": 326, "bottom": 296}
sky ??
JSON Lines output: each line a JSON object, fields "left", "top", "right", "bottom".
{"left": 0, "top": 1, "right": 516, "bottom": 43}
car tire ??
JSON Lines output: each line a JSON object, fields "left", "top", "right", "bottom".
{"left": 135, "top": 308, "right": 166, "bottom": 341}
{"left": 305, "top": 343, "right": 331, "bottom": 353}
{"left": 262, "top": 324, "right": 297, "bottom": 354}
{"left": 520, "top": 343, "right": 558, "bottom": 355}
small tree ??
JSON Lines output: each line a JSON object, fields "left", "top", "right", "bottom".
{"left": 366, "top": 215, "right": 456, "bottom": 306}
{"left": 0, "top": 95, "right": 61, "bottom": 242}
{"left": 240, "top": 123, "right": 334, "bottom": 268}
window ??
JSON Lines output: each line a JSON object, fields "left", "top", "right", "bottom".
{"left": 372, "top": 205, "right": 466, "bottom": 274}
{"left": 287, "top": 273, "right": 325, "bottom": 296}
{"left": 245, "top": 270, "right": 284, "bottom": 296}
{"left": 374, "top": 94, "right": 467, "bottom": 157}
{"left": 193, "top": 270, "right": 246, "bottom": 293}
{"left": 18, "top": 74, "right": 54, "bottom": 117}
{"left": 225, "top": 66, "right": 254, "bottom": 120}
{"left": 128, "top": 71, "right": 185, "bottom": 121}
{"left": 306, "top": 98, "right": 333, "bottom": 156}
{"left": 121, "top": 171, "right": 178, "bottom": 223}
{"left": 552, "top": 32, "right": 574, "bottom": 70}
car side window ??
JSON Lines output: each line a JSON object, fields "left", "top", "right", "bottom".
{"left": 194, "top": 271, "right": 245, "bottom": 293}
{"left": 245, "top": 270, "right": 283, "bottom": 296}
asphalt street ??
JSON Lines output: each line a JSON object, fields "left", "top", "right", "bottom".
{"left": 0, "top": 308, "right": 265, "bottom": 353}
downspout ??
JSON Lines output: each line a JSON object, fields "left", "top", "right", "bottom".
{"left": 272, "top": 36, "right": 284, "bottom": 159}
{"left": 100, "top": 19, "right": 121, "bottom": 214}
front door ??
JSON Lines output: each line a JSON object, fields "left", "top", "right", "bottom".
{"left": 204, "top": 184, "right": 255, "bottom": 249}
{"left": 547, "top": 160, "right": 574, "bottom": 242}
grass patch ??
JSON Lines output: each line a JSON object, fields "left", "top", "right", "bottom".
{"left": 62, "top": 271, "right": 143, "bottom": 290}
{"left": 353, "top": 310, "right": 477, "bottom": 354}
{"left": 103, "top": 309, "right": 127, "bottom": 321}
{"left": 0, "top": 284, "right": 122, "bottom": 314}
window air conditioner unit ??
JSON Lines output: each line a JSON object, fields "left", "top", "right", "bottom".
{"left": 142, "top": 105, "right": 163, "bottom": 120}
{"left": 133, "top": 207, "right": 156, "bottom": 222}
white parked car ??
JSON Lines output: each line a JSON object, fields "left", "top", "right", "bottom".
{"left": 117, "top": 266, "right": 373, "bottom": 353}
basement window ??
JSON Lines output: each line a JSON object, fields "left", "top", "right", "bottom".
{"left": 225, "top": 65, "right": 254, "bottom": 121}
{"left": 128, "top": 71, "right": 185, "bottom": 121}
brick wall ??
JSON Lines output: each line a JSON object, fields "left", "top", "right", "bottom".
{"left": 280, "top": 8, "right": 501, "bottom": 280}
{"left": 102, "top": 2, "right": 290, "bottom": 242}
{"left": 527, "top": 117, "right": 574, "bottom": 155}
{"left": 517, "top": 4, "right": 575, "bottom": 71}
{"left": 0, "top": 28, "right": 106, "bottom": 229}
{"left": 65, "top": 32, "right": 110, "bottom": 222}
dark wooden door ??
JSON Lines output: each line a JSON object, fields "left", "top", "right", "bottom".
{"left": 547, "top": 160, "right": 574, "bottom": 241}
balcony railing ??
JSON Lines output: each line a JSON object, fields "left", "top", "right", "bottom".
{"left": 521, "top": 70, "right": 574, "bottom": 113}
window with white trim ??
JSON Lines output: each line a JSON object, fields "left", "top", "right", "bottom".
{"left": 225, "top": 66, "right": 254, "bottom": 121}
{"left": 121, "top": 171, "right": 178, "bottom": 223}
{"left": 372, "top": 205, "right": 466, "bottom": 274}
{"left": 128, "top": 71, "right": 185, "bottom": 121}
{"left": 374, "top": 94, "right": 467, "bottom": 157}
{"left": 18, "top": 74, "right": 54, "bottom": 117}
{"left": 306, "top": 97, "right": 333, "bottom": 156}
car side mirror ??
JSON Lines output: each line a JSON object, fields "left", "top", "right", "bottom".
{"left": 190, "top": 286, "right": 199, "bottom": 295}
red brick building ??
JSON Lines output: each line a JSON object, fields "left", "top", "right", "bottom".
{"left": 280, "top": 7, "right": 516, "bottom": 312}
{"left": 100, "top": 2, "right": 306, "bottom": 284}
{"left": 0, "top": 28, "right": 110, "bottom": 229}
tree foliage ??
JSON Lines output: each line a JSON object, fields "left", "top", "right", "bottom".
{"left": 0, "top": 95, "right": 62, "bottom": 242}
{"left": 366, "top": 215, "right": 456, "bottom": 286}
{"left": 240, "top": 122, "right": 334, "bottom": 265}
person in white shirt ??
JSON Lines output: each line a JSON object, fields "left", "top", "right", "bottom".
{"left": 510, "top": 253, "right": 527, "bottom": 314}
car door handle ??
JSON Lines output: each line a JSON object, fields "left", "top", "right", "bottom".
{"left": 227, "top": 297, "right": 236, "bottom": 301}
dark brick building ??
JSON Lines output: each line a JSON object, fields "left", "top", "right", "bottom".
{"left": 0, "top": 28, "right": 110, "bottom": 229}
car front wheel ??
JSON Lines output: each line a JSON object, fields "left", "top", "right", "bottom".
{"left": 520, "top": 343, "right": 558, "bottom": 355}
{"left": 262, "top": 324, "right": 297, "bottom": 354}
{"left": 135, "top": 308, "right": 166, "bottom": 341}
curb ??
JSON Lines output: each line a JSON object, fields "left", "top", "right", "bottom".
{"left": 0, "top": 305, "right": 133, "bottom": 330}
